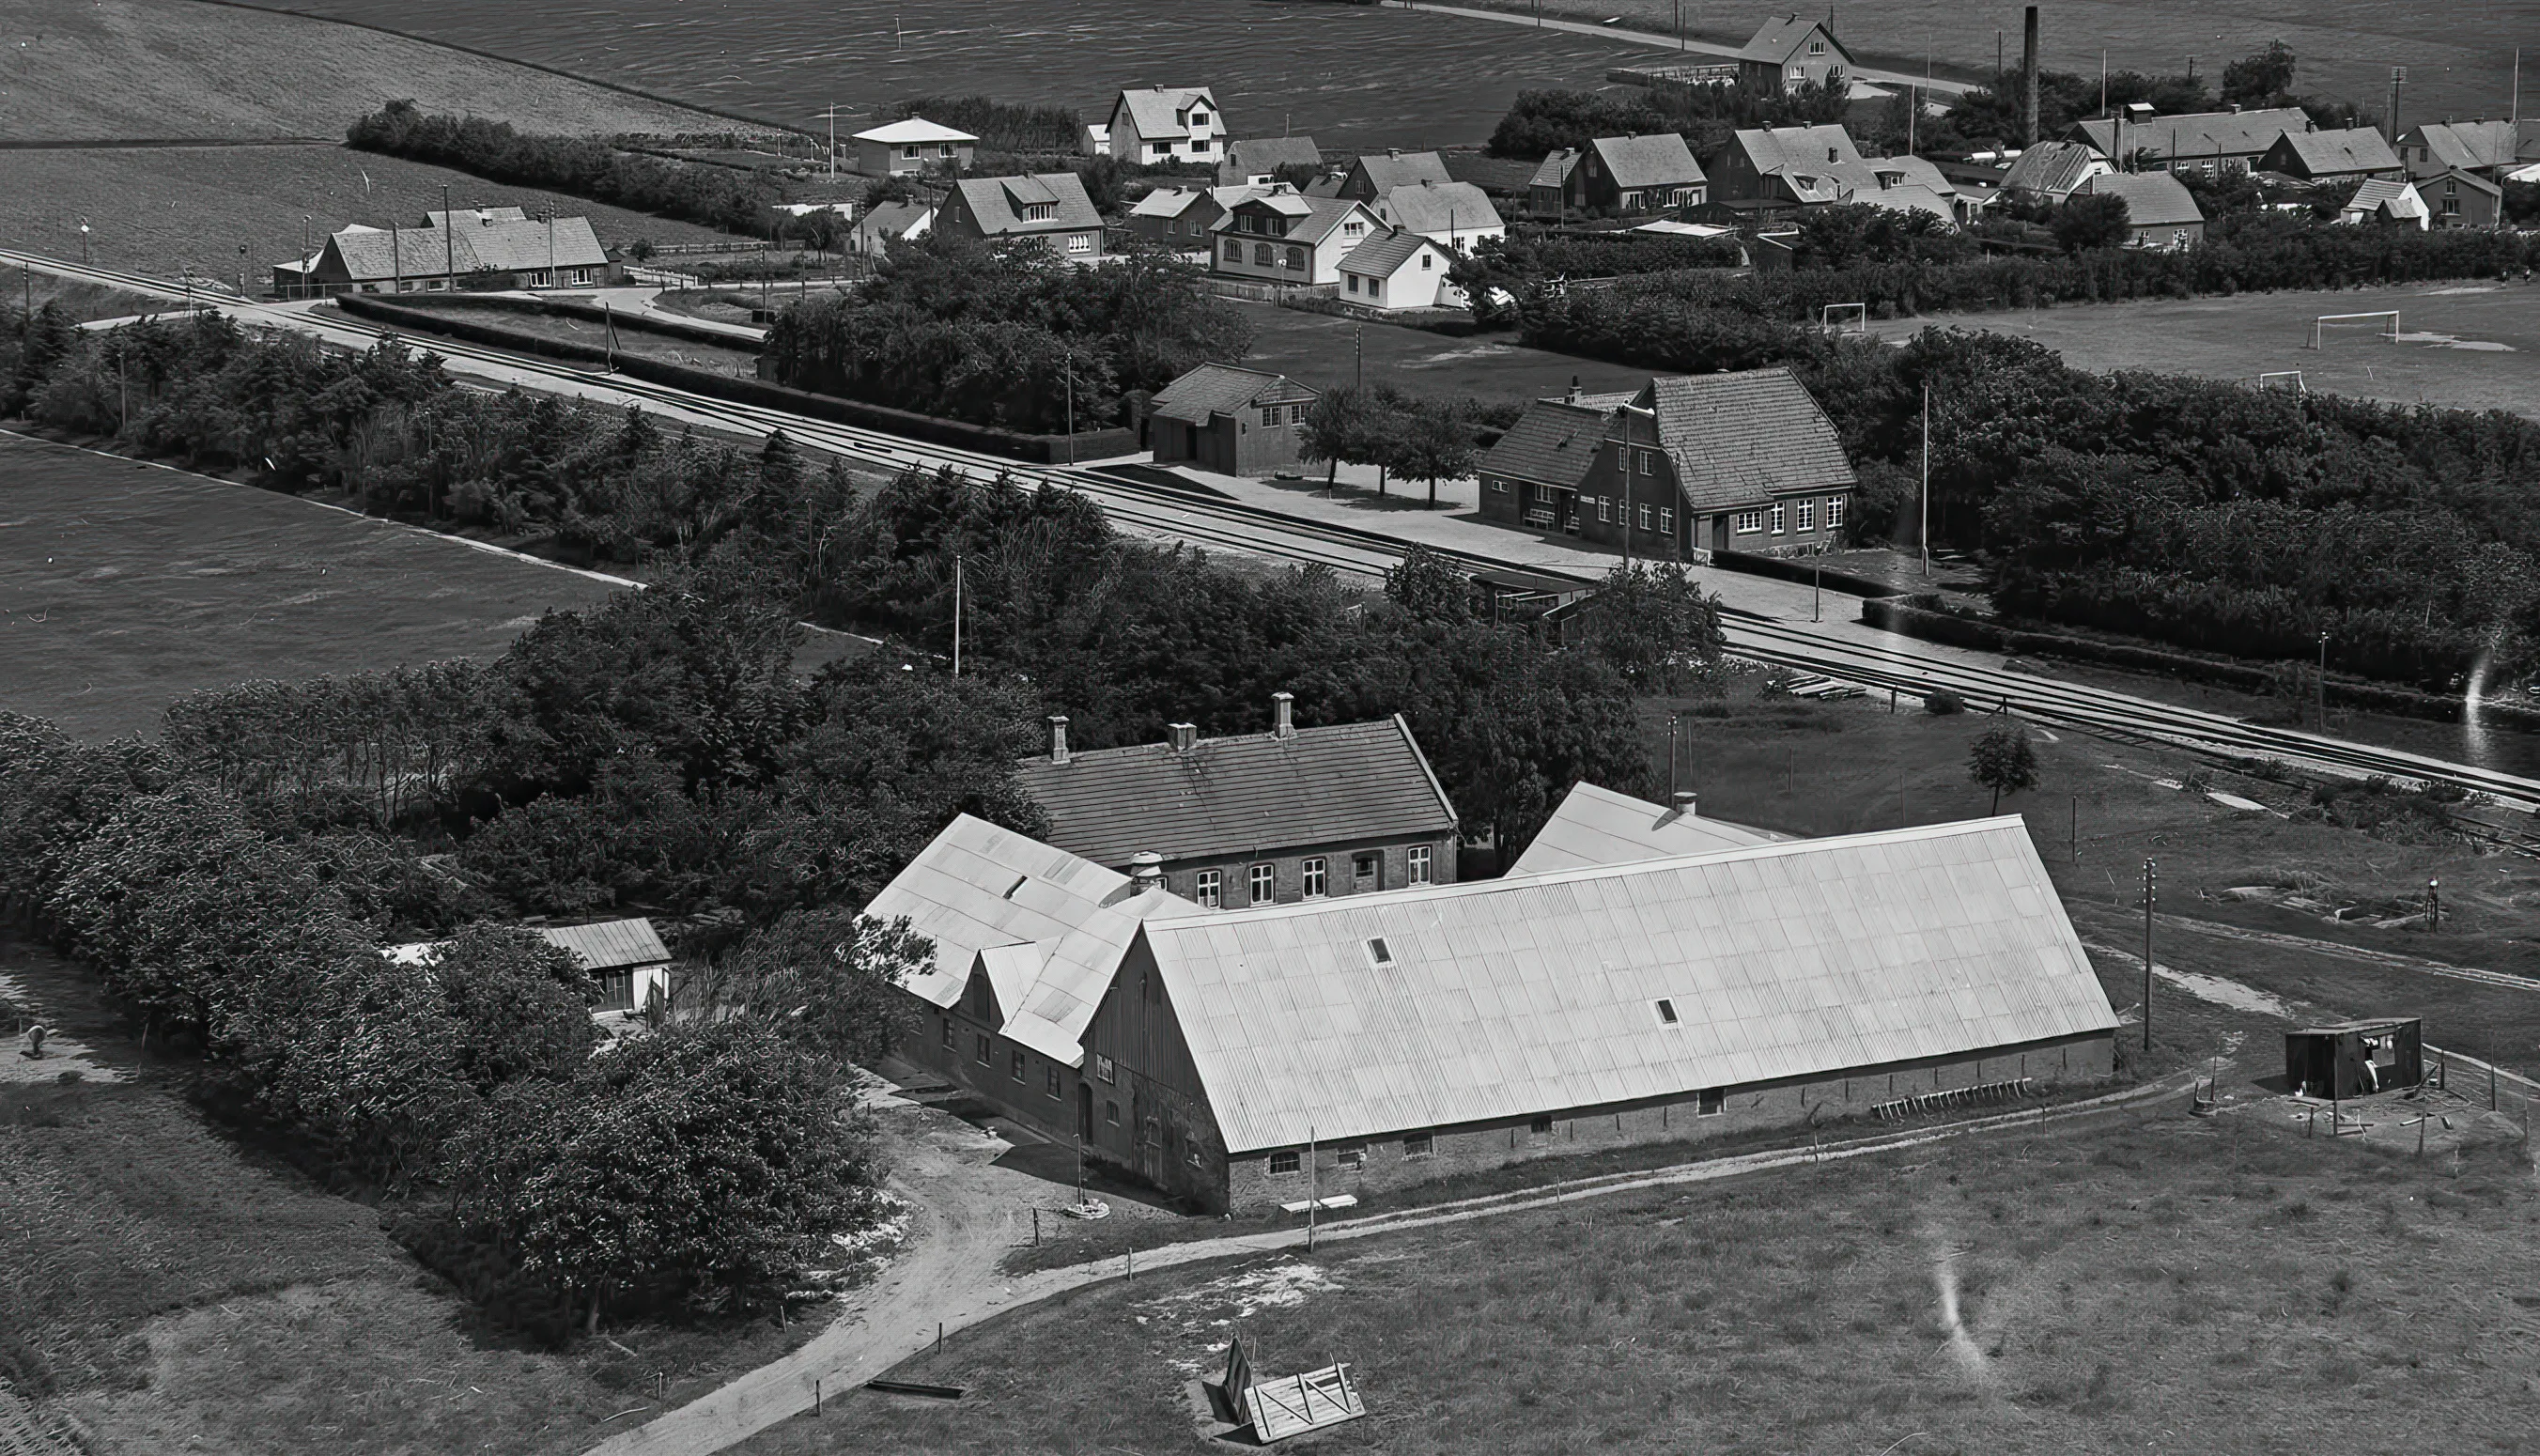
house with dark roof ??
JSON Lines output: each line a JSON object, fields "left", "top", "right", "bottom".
{"left": 1218, "top": 135, "right": 1323, "bottom": 186}
{"left": 1145, "top": 363, "right": 1320, "bottom": 475}
{"left": 2000, "top": 139, "right": 2113, "bottom": 202}
{"left": 1542, "top": 133, "right": 1708, "bottom": 217}
{"left": 1479, "top": 369, "right": 1856, "bottom": 555}
{"left": 1209, "top": 187, "right": 1384, "bottom": 287}
{"left": 1734, "top": 13, "right": 1854, "bottom": 94}
{"left": 937, "top": 173, "right": 1105, "bottom": 259}
{"left": 2069, "top": 106, "right": 2308, "bottom": 175}
{"left": 1014, "top": 696, "right": 1461, "bottom": 908}
{"left": 1702, "top": 125, "right": 1963, "bottom": 224}
{"left": 1331, "top": 148, "right": 1455, "bottom": 202}
{"left": 297, "top": 212, "right": 611, "bottom": 295}
{"left": 2075, "top": 171, "right": 2206, "bottom": 249}
{"left": 1107, "top": 85, "right": 1228, "bottom": 165}
{"left": 2397, "top": 119, "right": 2540, "bottom": 180}
{"left": 2258, "top": 126, "right": 2403, "bottom": 183}
{"left": 1338, "top": 227, "right": 1462, "bottom": 311}
{"left": 1527, "top": 148, "right": 1584, "bottom": 218}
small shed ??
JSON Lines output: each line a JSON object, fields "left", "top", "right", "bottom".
{"left": 1145, "top": 364, "right": 1320, "bottom": 477}
{"left": 2284, "top": 1018, "right": 2423, "bottom": 1099}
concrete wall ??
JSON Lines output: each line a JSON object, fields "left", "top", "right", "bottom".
{"left": 1221, "top": 1033, "right": 2115, "bottom": 1215}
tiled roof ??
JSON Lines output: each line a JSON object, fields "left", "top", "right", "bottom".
{"left": 1148, "top": 363, "right": 1315, "bottom": 425}
{"left": 857, "top": 117, "right": 979, "bottom": 145}
{"left": 2000, "top": 140, "right": 2103, "bottom": 196}
{"left": 1223, "top": 136, "right": 1322, "bottom": 180}
{"left": 1115, "top": 85, "right": 1218, "bottom": 141}
{"left": 2078, "top": 171, "right": 2205, "bottom": 227}
{"left": 1732, "top": 124, "right": 1863, "bottom": 177}
{"left": 1640, "top": 366, "right": 1857, "bottom": 510}
{"left": 1529, "top": 147, "right": 1582, "bottom": 188}
{"left": 1144, "top": 817, "right": 2118, "bottom": 1153}
{"left": 327, "top": 216, "right": 606, "bottom": 282}
{"left": 1351, "top": 150, "right": 1455, "bottom": 194}
{"left": 1504, "top": 782, "right": 1786, "bottom": 876}
{"left": 1012, "top": 716, "right": 1457, "bottom": 869}
{"left": 861, "top": 814, "right": 1196, "bottom": 1065}
{"left": 950, "top": 172, "right": 1101, "bottom": 236}
{"left": 1589, "top": 132, "right": 1704, "bottom": 189}
{"left": 1289, "top": 196, "right": 1380, "bottom": 246}
{"left": 1339, "top": 227, "right": 1433, "bottom": 278}
{"left": 1379, "top": 178, "right": 1502, "bottom": 239}
{"left": 1130, "top": 185, "right": 1211, "bottom": 219}
{"left": 1478, "top": 397, "right": 1614, "bottom": 489}
{"left": 1736, "top": 13, "right": 1846, "bottom": 64}
{"left": 2072, "top": 107, "right": 2308, "bottom": 161}
{"left": 2269, "top": 126, "right": 2401, "bottom": 178}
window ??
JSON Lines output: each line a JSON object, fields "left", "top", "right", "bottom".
{"left": 1638, "top": 449, "right": 1657, "bottom": 474}
{"left": 902, "top": 145, "right": 920, "bottom": 160}
{"left": 1346, "top": 273, "right": 1360, "bottom": 293}
{"left": 1637, "top": 503, "right": 1652, "bottom": 531}
{"left": 1106, "top": 1099, "right": 1122, "bottom": 1124}
{"left": 940, "top": 1015, "right": 954, "bottom": 1048}
{"left": 1654, "top": 999, "right": 1680, "bottom": 1025}
{"left": 1809, "top": 38, "right": 1826, "bottom": 54}
{"left": 1418, "top": 253, "right": 1432, "bottom": 270}
{"left": 1795, "top": 500, "right": 1816, "bottom": 533}
{"left": 1619, "top": 190, "right": 1641, "bottom": 210}
{"left": 1269, "top": 1150, "right": 1301, "bottom": 1175}
{"left": 1248, "top": 863, "right": 1275, "bottom": 904}
{"left": 1337, "top": 1144, "right": 1366, "bottom": 1169}
{"left": 1301, "top": 858, "right": 1327, "bottom": 898}
{"left": 1094, "top": 1053, "right": 1116, "bottom": 1084}
{"left": 1225, "top": 239, "right": 1241, "bottom": 261}
{"left": 1368, "top": 278, "right": 1382, "bottom": 300}
{"left": 1352, "top": 852, "right": 1381, "bottom": 891}
{"left": 1195, "top": 868, "right": 1222, "bottom": 908}
{"left": 1597, "top": 496, "right": 1613, "bottom": 523}
{"left": 1408, "top": 844, "right": 1433, "bottom": 885}
{"left": 974, "top": 1033, "right": 990, "bottom": 1065}
{"left": 1066, "top": 233, "right": 1092, "bottom": 254}
{"left": 1260, "top": 406, "right": 1280, "bottom": 427}
{"left": 1734, "top": 508, "right": 1764, "bottom": 534}
{"left": 1769, "top": 502, "right": 1788, "bottom": 534}
{"left": 1045, "top": 1064, "right": 1061, "bottom": 1097}
{"left": 1696, "top": 1088, "right": 1725, "bottom": 1116}
{"left": 1151, "top": 141, "right": 1171, "bottom": 157}
{"left": 1254, "top": 242, "right": 1274, "bottom": 265}
{"left": 1402, "top": 1132, "right": 1433, "bottom": 1159}
{"left": 595, "top": 969, "right": 636, "bottom": 1011}
{"left": 1489, "top": 476, "right": 1509, "bottom": 493}
{"left": 1020, "top": 202, "right": 1054, "bottom": 221}
{"left": 1285, "top": 246, "right": 1306, "bottom": 270}
{"left": 1658, "top": 506, "right": 1675, "bottom": 534}
{"left": 1528, "top": 1115, "right": 1554, "bottom": 1139}
{"left": 1824, "top": 496, "right": 1845, "bottom": 530}
{"left": 1011, "top": 1049, "right": 1027, "bottom": 1081}
{"left": 1366, "top": 937, "right": 1393, "bottom": 967}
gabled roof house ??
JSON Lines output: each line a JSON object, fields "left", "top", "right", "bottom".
{"left": 2069, "top": 106, "right": 2308, "bottom": 174}
{"left": 1145, "top": 363, "right": 1322, "bottom": 476}
{"left": 2259, "top": 126, "right": 2403, "bottom": 182}
{"left": 1209, "top": 187, "right": 1385, "bottom": 287}
{"left": 1734, "top": 14, "right": 1854, "bottom": 94}
{"left": 937, "top": 173, "right": 1105, "bottom": 259}
{"left": 1108, "top": 85, "right": 1228, "bottom": 164}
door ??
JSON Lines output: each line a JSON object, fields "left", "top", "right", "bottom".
{"left": 1711, "top": 513, "right": 1729, "bottom": 550}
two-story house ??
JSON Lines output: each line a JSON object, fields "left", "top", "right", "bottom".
{"left": 1013, "top": 696, "right": 1461, "bottom": 907}
{"left": 1328, "top": 148, "right": 1454, "bottom": 202}
{"left": 2396, "top": 120, "right": 2540, "bottom": 180}
{"left": 1107, "top": 85, "right": 1229, "bottom": 166}
{"left": 1734, "top": 14, "right": 1855, "bottom": 95}
{"left": 1544, "top": 133, "right": 1708, "bottom": 217}
{"left": 1209, "top": 187, "right": 1384, "bottom": 287}
{"left": 1478, "top": 368, "right": 1856, "bottom": 557}
{"left": 1704, "top": 125, "right": 1962, "bottom": 225}
{"left": 1368, "top": 177, "right": 1504, "bottom": 252}
{"left": 937, "top": 173, "right": 1105, "bottom": 260}
{"left": 2423, "top": 168, "right": 2505, "bottom": 228}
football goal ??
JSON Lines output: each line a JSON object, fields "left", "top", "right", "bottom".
{"left": 1820, "top": 302, "right": 1869, "bottom": 336}
{"left": 2254, "top": 370, "right": 2308, "bottom": 395}
{"left": 2307, "top": 311, "right": 2399, "bottom": 349}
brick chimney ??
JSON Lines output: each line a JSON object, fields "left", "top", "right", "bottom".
{"left": 1047, "top": 715, "right": 1071, "bottom": 764}
{"left": 2021, "top": 6, "right": 2041, "bottom": 147}
{"left": 1565, "top": 374, "right": 1581, "bottom": 405}
{"left": 1169, "top": 722, "right": 1199, "bottom": 752}
{"left": 1272, "top": 691, "right": 1295, "bottom": 739}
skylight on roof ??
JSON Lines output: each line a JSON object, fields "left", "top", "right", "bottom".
{"left": 1366, "top": 937, "right": 1393, "bottom": 967}
{"left": 1002, "top": 874, "right": 1030, "bottom": 901}
{"left": 1655, "top": 999, "right": 1680, "bottom": 1026}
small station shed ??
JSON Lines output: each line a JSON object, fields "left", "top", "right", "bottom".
{"left": 2284, "top": 1017, "right": 2423, "bottom": 1099}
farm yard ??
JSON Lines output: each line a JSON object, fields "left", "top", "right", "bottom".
{"left": 1867, "top": 279, "right": 2540, "bottom": 421}
{"left": 0, "top": 434, "right": 624, "bottom": 740}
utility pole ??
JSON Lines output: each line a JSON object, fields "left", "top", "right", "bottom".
{"left": 1667, "top": 714, "right": 1680, "bottom": 798}
{"left": 79, "top": 219, "right": 90, "bottom": 267}
{"left": 1812, "top": 553, "right": 1822, "bottom": 622}
{"left": 1918, "top": 383, "right": 1930, "bottom": 575}
{"left": 1063, "top": 349, "right": 1076, "bottom": 463}
{"left": 441, "top": 184, "right": 454, "bottom": 288}
{"left": 1355, "top": 324, "right": 1364, "bottom": 389}
{"left": 1305, "top": 1126, "right": 1317, "bottom": 1252}
{"left": 2141, "top": 860, "right": 2157, "bottom": 1054}
{"left": 2426, "top": 878, "right": 2440, "bottom": 933}
{"left": 952, "top": 554, "right": 964, "bottom": 677}
{"left": 2316, "top": 629, "right": 2330, "bottom": 730}
{"left": 2514, "top": 48, "right": 2523, "bottom": 125}
{"left": 2387, "top": 67, "right": 2406, "bottom": 146}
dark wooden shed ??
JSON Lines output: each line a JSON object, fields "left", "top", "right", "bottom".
{"left": 2284, "top": 1018, "right": 2423, "bottom": 1099}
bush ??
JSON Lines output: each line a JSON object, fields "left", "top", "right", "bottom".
{"left": 1925, "top": 689, "right": 1967, "bottom": 715}
{"left": 348, "top": 101, "right": 777, "bottom": 235}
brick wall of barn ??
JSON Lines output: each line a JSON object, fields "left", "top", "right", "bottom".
{"left": 1220, "top": 1033, "right": 2115, "bottom": 1216}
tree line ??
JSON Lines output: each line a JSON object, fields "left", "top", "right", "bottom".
{"left": 348, "top": 101, "right": 781, "bottom": 237}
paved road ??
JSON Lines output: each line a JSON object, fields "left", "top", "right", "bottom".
{"left": 1381, "top": 0, "right": 1978, "bottom": 97}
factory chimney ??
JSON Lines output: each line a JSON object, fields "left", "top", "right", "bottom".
{"left": 2021, "top": 7, "right": 2041, "bottom": 147}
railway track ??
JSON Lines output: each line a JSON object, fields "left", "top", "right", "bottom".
{"left": 15, "top": 249, "right": 2538, "bottom": 814}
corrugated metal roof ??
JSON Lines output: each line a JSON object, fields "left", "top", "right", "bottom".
{"left": 2078, "top": 171, "right": 2206, "bottom": 227}
{"left": 1149, "top": 363, "right": 1315, "bottom": 425}
{"left": 1013, "top": 717, "right": 1457, "bottom": 869}
{"left": 382, "top": 917, "right": 668, "bottom": 971}
{"left": 2002, "top": 140, "right": 2104, "bottom": 197}
{"left": 1639, "top": 367, "right": 1857, "bottom": 511}
{"left": 1477, "top": 397, "right": 1614, "bottom": 489}
{"left": 860, "top": 814, "right": 1199, "bottom": 1064}
{"left": 1505, "top": 782, "right": 1787, "bottom": 875}
{"left": 1144, "top": 818, "right": 2117, "bottom": 1153}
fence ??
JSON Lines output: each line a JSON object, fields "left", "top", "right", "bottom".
{"left": 1203, "top": 278, "right": 1340, "bottom": 303}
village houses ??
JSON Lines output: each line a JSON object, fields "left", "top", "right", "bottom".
{"left": 1107, "top": 85, "right": 1230, "bottom": 165}
{"left": 937, "top": 172, "right": 1106, "bottom": 259}
{"left": 1210, "top": 186, "right": 1384, "bottom": 287}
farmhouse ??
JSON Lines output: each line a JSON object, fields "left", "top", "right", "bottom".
{"left": 2074, "top": 171, "right": 2206, "bottom": 250}
{"left": 385, "top": 917, "right": 671, "bottom": 1020}
{"left": 937, "top": 173, "right": 1105, "bottom": 259}
{"left": 2258, "top": 126, "right": 2403, "bottom": 183}
{"left": 289, "top": 210, "right": 610, "bottom": 296}
{"left": 851, "top": 117, "right": 977, "bottom": 177}
{"left": 1145, "top": 363, "right": 1322, "bottom": 475}
{"left": 1338, "top": 227, "right": 1463, "bottom": 311}
{"left": 1210, "top": 189, "right": 1385, "bottom": 287}
{"left": 2069, "top": 106, "right": 2309, "bottom": 175}
{"left": 1014, "top": 699, "right": 1460, "bottom": 902}
{"left": 1108, "top": 85, "right": 1228, "bottom": 165}
{"left": 1478, "top": 368, "right": 1856, "bottom": 556}
{"left": 1733, "top": 14, "right": 1854, "bottom": 95}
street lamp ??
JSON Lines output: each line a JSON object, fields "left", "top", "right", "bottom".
{"left": 77, "top": 219, "right": 89, "bottom": 267}
{"left": 299, "top": 215, "right": 311, "bottom": 297}
{"left": 2316, "top": 629, "right": 2331, "bottom": 730}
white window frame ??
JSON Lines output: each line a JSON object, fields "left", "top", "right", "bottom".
{"left": 1094, "top": 1053, "right": 1117, "bottom": 1083}
{"left": 1658, "top": 505, "right": 1675, "bottom": 534}
{"left": 1248, "top": 863, "right": 1275, "bottom": 904}
{"left": 1637, "top": 503, "right": 1653, "bottom": 531}
{"left": 1269, "top": 1150, "right": 1301, "bottom": 1175}
{"left": 1769, "top": 502, "right": 1788, "bottom": 534}
{"left": 1637, "top": 449, "right": 1657, "bottom": 474}
{"left": 1825, "top": 496, "right": 1845, "bottom": 530}
{"left": 1066, "top": 233, "right": 1092, "bottom": 255}
{"left": 1301, "top": 857, "right": 1327, "bottom": 898}
{"left": 1408, "top": 844, "right": 1433, "bottom": 885}
{"left": 1596, "top": 497, "right": 1612, "bottom": 523}
{"left": 1795, "top": 500, "right": 1816, "bottom": 533}
{"left": 1735, "top": 509, "right": 1764, "bottom": 534}
{"left": 1194, "top": 868, "right": 1222, "bottom": 908}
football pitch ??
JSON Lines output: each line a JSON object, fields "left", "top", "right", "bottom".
{"left": 1869, "top": 279, "right": 2540, "bottom": 420}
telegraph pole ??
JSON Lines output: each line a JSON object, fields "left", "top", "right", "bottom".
{"left": 2316, "top": 629, "right": 2330, "bottom": 729}
{"left": 441, "top": 184, "right": 454, "bottom": 287}
{"left": 1917, "top": 383, "right": 1931, "bottom": 575}
{"left": 952, "top": 554, "right": 964, "bottom": 677}
{"left": 2141, "top": 859, "right": 2157, "bottom": 1053}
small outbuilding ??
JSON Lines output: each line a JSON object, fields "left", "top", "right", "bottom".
{"left": 2284, "top": 1018, "right": 2423, "bottom": 1100}
{"left": 1145, "top": 363, "right": 1321, "bottom": 476}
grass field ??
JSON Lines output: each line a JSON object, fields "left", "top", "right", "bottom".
{"left": 0, "top": 144, "right": 746, "bottom": 282}
{"left": 0, "top": 0, "right": 736, "bottom": 143}
{"left": 737, "top": 1069, "right": 2540, "bottom": 1454}
{"left": 403, "top": 303, "right": 765, "bottom": 378}
{"left": 0, "top": 433, "right": 625, "bottom": 740}
{"left": 8, "top": 274, "right": 178, "bottom": 325}
{"left": 1870, "top": 279, "right": 2540, "bottom": 420}
{"left": 1237, "top": 302, "right": 1644, "bottom": 404}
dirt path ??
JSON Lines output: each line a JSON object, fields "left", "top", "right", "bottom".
{"left": 585, "top": 1067, "right": 2203, "bottom": 1456}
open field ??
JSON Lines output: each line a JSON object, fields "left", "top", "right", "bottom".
{"left": 0, "top": 0, "right": 740, "bottom": 143}
{"left": 735, "top": 1064, "right": 2540, "bottom": 1454}
{"left": 7, "top": 273, "right": 177, "bottom": 325}
{"left": 1869, "top": 279, "right": 2540, "bottom": 421}
{"left": 395, "top": 303, "right": 766, "bottom": 378}
{"left": 0, "top": 145, "right": 748, "bottom": 282}
{"left": 1237, "top": 302, "right": 1644, "bottom": 403}
{"left": 0, "top": 433, "right": 626, "bottom": 739}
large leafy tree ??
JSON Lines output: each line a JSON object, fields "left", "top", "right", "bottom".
{"left": 690, "top": 907, "right": 931, "bottom": 1064}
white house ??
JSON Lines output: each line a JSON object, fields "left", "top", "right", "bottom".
{"left": 1107, "top": 86, "right": 1228, "bottom": 165}
{"left": 850, "top": 198, "right": 935, "bottom": 256}
{"left": 1339, "top": 228, "right": 1464, "bottom": 311}
{"left": 2340, "top": 178, "right": 2431, "bottom": 229}
{"left": 1210, "top": 188, "right": 1385, "bottom": 287}
{"left": 852, "top": 117, "right": 978, "bottom": 178}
